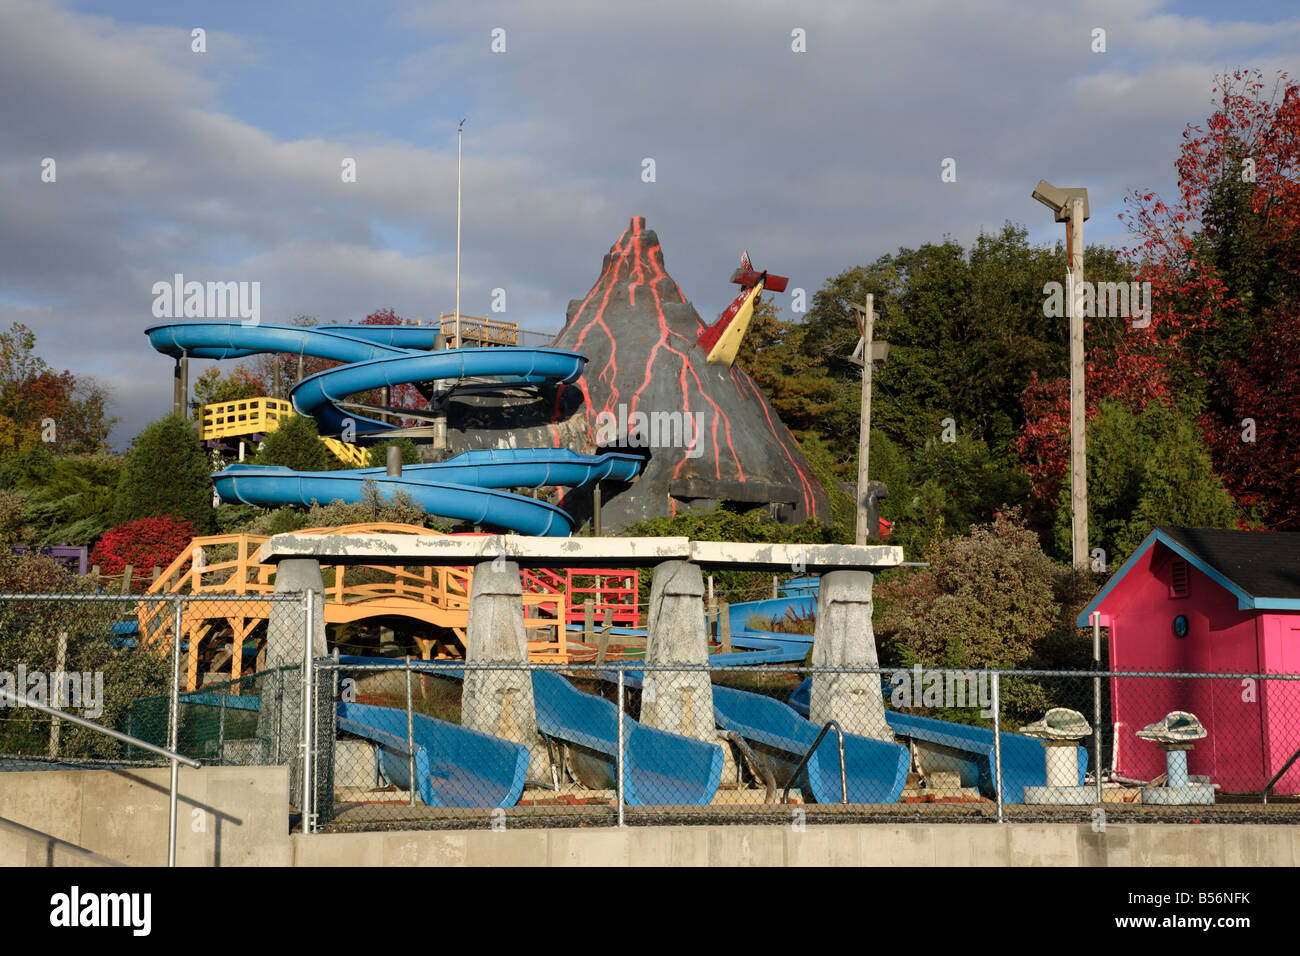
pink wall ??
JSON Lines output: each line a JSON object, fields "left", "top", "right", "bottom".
{"left": 1102, "top": 542, "right": 1265, "bottom": 791}
{"left": 1258, "top": 613, "right": 1300, "bottom": 793}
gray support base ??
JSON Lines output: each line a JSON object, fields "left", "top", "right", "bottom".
{"left": 1141, "top": 785, "right": 1216, "bottom": 805}
{"left": 460, "top": 560, "right": 551, "bottom": 785}
{"left": 641, "top": 561, "right": 728, "bottom": 773}
{"left": 1023, "top": 786, "right": 1097, "bottom": 805}
{"left": 809, "top": 570, "right": 892, "bottom": 742}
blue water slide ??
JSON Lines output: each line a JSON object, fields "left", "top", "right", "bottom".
{"left": 531, "top": 671, "right": 724, "bottom": 806}
{"left": 337, "top": 701, "right": 529, "bottom": 808}
{"left": 211, "top": 448, "right": 643, "bottom": 537}
{"left": 334, "top": 658, "right": 725, "bottom": 806}
{"left": 212, "top": 464, "right": 578, "bottom": 536}
{"left": 145, "top": 321, "right": 585, "bottom": 441}
{"left": 712, "top": 685, "right": 908, "bottom": 803}
{"left": 148, "top": 321, "right": 643, "bottom": 535}
{"left": 786, "top": 678, "right": 1087, "bottom": 803}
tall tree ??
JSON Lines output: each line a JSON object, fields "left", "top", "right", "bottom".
{"left": 1117, "top": 70, "right": 1300, "bottom": 528}
{"left": 0, "top": 322, "right": 115, "bottom": 455}
{"left": 114, "top": 415, "right": 215, "bottom": 532}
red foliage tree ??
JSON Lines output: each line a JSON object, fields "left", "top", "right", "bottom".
{"left": 1206, "top": 306, "right": 1300, "bottom": 529}
{"left": 1020, "top": 70, "right": 1300, "bottom": 526}
{"left": 90, "top": 515, "right": 195, "bottom": 577}
{"left": 360, "top": 308, "right": 431, "bottom": 427}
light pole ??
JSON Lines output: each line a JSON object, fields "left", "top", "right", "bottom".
{"left": 455, "top": 118, "right": 465, "bottom": 349}
{"left": 849, "top": 297, "right": 890, "bottom": 546}
{"left": 1032, "top": 180, "right": 1091, "bottom": 568}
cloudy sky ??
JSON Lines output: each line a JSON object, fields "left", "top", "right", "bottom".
{"left": 2, "top": 0, "right": 1296, "bottom": 447}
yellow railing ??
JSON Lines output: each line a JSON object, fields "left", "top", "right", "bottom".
{"left": 199, "top": 398, "right": 369, "bottom": 467}
{"left": 200, "top": 397, "right": 295, "bottom": 441}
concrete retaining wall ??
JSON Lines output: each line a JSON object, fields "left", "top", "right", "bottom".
{"left": 3, "top": 766, "right": 1297, "bottom": 866}
{"left": 291, "top": 823, "right": 1300, "bottom": 867}
{"left": 0, "top": 766, "right": 292, "bottom": 867}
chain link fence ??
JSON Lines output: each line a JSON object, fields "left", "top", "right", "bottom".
{"left": 3, "top": 591, "right": 1297, "bottom": 832}
{"left": 307, "top": 660, "right": 1300, "bottom": 832}
{"left": 0, "top": 593, "right": 303, "bottom": 770}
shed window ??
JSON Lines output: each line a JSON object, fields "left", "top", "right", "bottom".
{"left": 1170, "top": 560, "right": 1190, "bottom": 599}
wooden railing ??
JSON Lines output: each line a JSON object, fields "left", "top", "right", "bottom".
{"left": 439, "top": 313, "right": 519, "bottom": 348}
{"left": 139, "top": 523, "right": 571, "bottom": 683}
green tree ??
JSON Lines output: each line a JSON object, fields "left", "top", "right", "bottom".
{"left": 114, "top": 415, "right": 215, "bottom": 532}
{"left": 254, "top": 415, "right": 332, "bottom": 472}
{"left": 366, "top": 437, "right": 420, "bottom": 469}
{"left": 1055, "top": 401, "right": 1238, "bottom": 564}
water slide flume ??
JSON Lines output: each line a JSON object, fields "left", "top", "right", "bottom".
{"left": 212, "top": 449, "right": 644, "bottom": 537}
{"left": 786, "top": 679, "right": 1088, "bottom": 803}
{"left": 712, "top": 685, "right": 909, "bottom": 804}
{"left": 147, "top": 322, "right": 643, "bottom": 534}
{"left": 146, "top": 322, "right": 587, "bottom": 440}
{"left": 337, "top": 701, "right": 529, "bottom": 809}
{"left": 336, "top": 658, "right": 725, "bottom": 806}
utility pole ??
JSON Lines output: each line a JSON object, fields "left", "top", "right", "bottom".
{"left": 454, "top": 118, "right": 465, "bottom": 350}
{"left": 1032, "top": 180, "right": 1091, "bottom": 568}
{"left": 851, "top": 296, "right": 875, "bottom": 546}
{"left": 1067, "top": 196, "right": 1088, "bottom": 569}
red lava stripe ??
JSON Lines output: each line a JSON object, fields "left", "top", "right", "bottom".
{"left": 734, "top": 365, "right": 816, "bottom": 516}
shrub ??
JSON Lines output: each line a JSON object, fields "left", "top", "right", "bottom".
{"left": 90, "top": 515, "right": 196, "bottom": 575}
{"left": 114, "top": 415, "right": 215, "bottom": 532}
{"left": 254, "top": 414, "right": 332, "bottom": 472}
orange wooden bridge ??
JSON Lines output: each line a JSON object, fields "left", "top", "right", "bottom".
{"left": 134, "top": 523, "right": 638, "bottom": 690}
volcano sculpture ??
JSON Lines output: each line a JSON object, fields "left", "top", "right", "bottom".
{"left": 547, "top": 216, "right": 829, "bottom": 532}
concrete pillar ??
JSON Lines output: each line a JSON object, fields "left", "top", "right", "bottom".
{"left": 266, "top": 558, "right": 328, "bottom": 666}
{"left": 460, "top": 560, "right": 549, "bottom": 785}
{"left": 259, "top": 558, "right": 329, "bottom": 809}
{"left": 809, "top": 570, "right": 892, "bottom": 741}
{"left": 641, "top": 561, "right": 720, "bottom": 749}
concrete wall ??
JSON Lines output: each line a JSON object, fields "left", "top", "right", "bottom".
{"left": 0, "top": 766, "right": 292, "bottom": 867}
{"left": 291, "top": 823, "right": 1300, "bottom": 867}
{"left": 3, "top": 766, "right": 1297, "bottom": 866}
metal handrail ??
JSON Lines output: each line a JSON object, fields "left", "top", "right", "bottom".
{"left": 781, "top": 720, "right": 848, "bottom": 805}
{"left": 0, "top": 686, "right": 200, "bottom": 867}
{"left": 1263, "top": 742, "right": 1300, "bottom": 804}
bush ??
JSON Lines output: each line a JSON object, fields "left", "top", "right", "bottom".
{"left": 366, "top": 438, "right": 420, "bottom": 469}
{"left": 875, "top": 509, "right": 1056, "bottom": 672}
{"left": 114, "top": 415, "right": 215, "bottom": 532}
{"left": 90, "top": 515, "right": 195, "bottom": 575}
{"left": 254, "top": 415, "right": 332, "bottom": 472}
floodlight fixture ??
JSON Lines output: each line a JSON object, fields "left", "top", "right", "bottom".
{"left": 1032, "top": 180, "right": 1090, "bottom": 222}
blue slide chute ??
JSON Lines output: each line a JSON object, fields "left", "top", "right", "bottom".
{"left": 337, "top": 700, "right": 529, "bottom": 808}
{"left": 147, "top": 321, "right": 644, "bottom": 535}
{"left": 712, "top": 684, "right": 909, "bottom": 803}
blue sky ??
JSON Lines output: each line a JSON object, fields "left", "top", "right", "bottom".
{"left": 3, "top": 0, "right": 1298, "bottom": 445}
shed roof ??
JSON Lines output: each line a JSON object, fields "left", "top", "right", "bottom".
{"left": 1076, "top": 527, "right": 1300, "bottom": 626}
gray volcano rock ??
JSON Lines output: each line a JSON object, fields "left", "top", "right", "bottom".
{"left": 546, "top": 216, "right": 830, "bottom": 533}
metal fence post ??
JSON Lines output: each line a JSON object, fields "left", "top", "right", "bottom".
{"left": 273, "top": 667, "right": 282, "bottom": 764}
{"left": 301, "top": 590, "right": 314, "bottom": 834}
{"left": 1092, "top": 611, "right": 1103, "bottom": 805}
{"left": 616, "top": 667, "right": 626, "bottom": 828}
{"left": 405, "top": 656, "right": 416, "bottom": 807}
{"left": 168, "top": 596, "right": 183, "bottom": 867}
{"left": 217, "top": 694, "right": 226, "bottom": 764}
{"left": 991, "top": 670, "right": 1004, "bottom": 824}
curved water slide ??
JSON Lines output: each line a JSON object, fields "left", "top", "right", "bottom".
{"left": 212, "top": 448, "right": 643, "bottom": 537}
{"left": 337, "top": 701, "right": 529, "bottom": 809}
{"left": 147, "top": 322, "right": 644, "bottom": 535}
{"left": 336, "top": 657, "right": 723, "bottom": 806}
{"left": 713, "top": 685, "right": 909, "bottom": 803}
